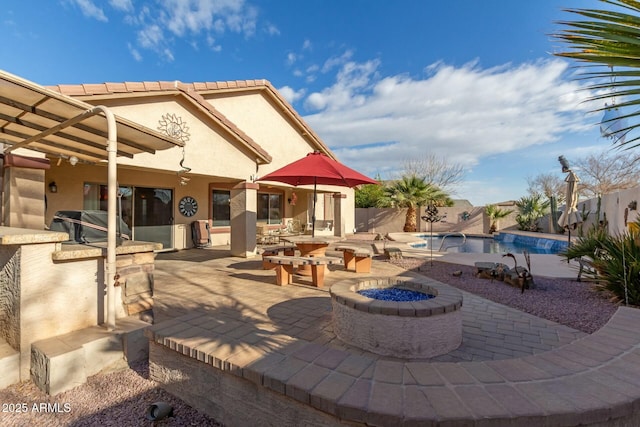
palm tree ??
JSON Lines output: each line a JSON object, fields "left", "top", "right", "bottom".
{"left": 379, "top": 175, "right": 452, "bottom": 232}
{"left": 553, "top": 0, "right": 640, "bottom": 148}
{"left": 485, "top": 204, "right": 514, "bottom": 233}
{"left": 515, "top": 194, "right": 550, "bottom": 232}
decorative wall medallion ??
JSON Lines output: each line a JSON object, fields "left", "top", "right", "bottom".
{"left": 158, "top": 113, "right": 190, "bottom": 143}
{"left": 179, "top": 196, "right": 198, "bottom": 217}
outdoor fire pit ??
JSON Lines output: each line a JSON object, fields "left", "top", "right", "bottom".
{"left": 330, "top": 277, "right": 463, "bottom": 358}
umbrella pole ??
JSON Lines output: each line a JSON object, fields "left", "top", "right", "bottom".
{"left": 312, "top": 177, "right": 317, "bottom": 237}
{"left": 567, "top": 227, "right": 571, "bottom": 263}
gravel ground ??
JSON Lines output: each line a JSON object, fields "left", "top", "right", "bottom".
{"left": 0, "top": 257, "right": 622, "bottom": 426}
{"left": 0, "top": 360, "right": 222, "bottom": 426}
{"left": 389, "top": 258, "right": 620, "bottom": 334}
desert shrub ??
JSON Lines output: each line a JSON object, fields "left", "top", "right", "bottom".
{"left": 590, "top": 230, "right": 640, "bottom": 306}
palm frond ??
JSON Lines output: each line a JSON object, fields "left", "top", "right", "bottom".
{"left": 554, "top": 0, "right": 640, "bottom": 149}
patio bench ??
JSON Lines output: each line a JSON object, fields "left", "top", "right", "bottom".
{"left": 335, "top": 245, "right": 372, "bottom": 273}
{"left": 261, "top": 245, "right": 296, "bottom": 269}
{"left": 263, "top": 255, "right": 342, "bottom": 288}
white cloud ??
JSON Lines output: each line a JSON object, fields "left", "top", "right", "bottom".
{"left": 304, "top": 59, "right": 380, "bottom": 111}
{"left": 80, "top": 0, "right": 270, "bottom": 61}
{"left": 109, "top": 0, "right": 133, "bottom": 12}
{"left": 303, "top": 58, "right": 597, "bottom": 194}
{"left": 162, "top": 48, "right": 175, "bottom": 62}
{"left": 206, "top": 35, "right": 222, "bottom": 52}
{"left": 265, "top": 22, "right": 280, "bottom": 36}
{"left": 157, "top": 0, "right": 256, "bottom": 37}
{"left": 127, "top": 43, "right": 142, "bottom": 61}
{"left": 278, "top": 85, "right": 306, "bottom": 104}
{"left": 321, "top": 50, "right": 354, "bottom": 73}
{"left": 69, "top": 0, "right": 108, "bottom": 22}
{"left": 286, "top": 52, "right": 297, "bottom": 65}
{"left": 136, "top": 24, "right": 175, "bottom": 61}
{"left": 137, "top": 24, "right": 164, "bottom": 49}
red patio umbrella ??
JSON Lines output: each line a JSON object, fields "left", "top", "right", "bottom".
{"left": 257, "top": 151, "right": 378, "bottom": 236}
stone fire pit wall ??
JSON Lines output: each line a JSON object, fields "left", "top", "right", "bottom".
{"left": 330, "top": 277, "right": 463, "bottom": 358}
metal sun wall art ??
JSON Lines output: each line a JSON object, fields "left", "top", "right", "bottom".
{"left": 158, "top": 113, "right": 192, "bottom": 186}
{"left": 158, "top": 113, "right": 190, "bottom": 143}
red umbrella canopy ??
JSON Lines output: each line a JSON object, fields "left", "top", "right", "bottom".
{"left": 257, "top": 151, "right": 378, "bottom": 187}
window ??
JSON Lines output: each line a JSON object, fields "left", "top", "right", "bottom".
{"left": 257, "top": 193, "right": 282, "bottom": 224}
{"left": 212, "top": 190, "right": 231, "bottom": 226}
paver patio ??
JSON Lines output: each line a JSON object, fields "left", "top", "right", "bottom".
{"left": 153, "top": 246, "right": 584, "bottom": 363}
{"left": 147, "top": 245, "right": 640, "bottom": 426}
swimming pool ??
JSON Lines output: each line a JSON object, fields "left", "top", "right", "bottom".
{"left": 412, "top": 233, "right": 568, "bottom": 255}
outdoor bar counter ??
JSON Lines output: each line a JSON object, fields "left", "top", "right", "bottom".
{"left": 0, "top": 227, "right": 160, "bottom": 383}
{"left": 51, "top": 239, "right": 162, "bottom": 261}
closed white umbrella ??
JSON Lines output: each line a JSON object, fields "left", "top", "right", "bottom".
{"left": 558, "top": 169, "right": 582, "bottom": 254}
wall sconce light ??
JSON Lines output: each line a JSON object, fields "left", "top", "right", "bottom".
{"left": 629, "top": 200, "right": 637, "bottom": 211}
{"left": 289, "top": 192, "right": 297, "bottom": 206}
{"left": 48, "top": 181, "right": 58, "bottom": 193}
{"left": 69, "top": 156, "right": 78, "bottom": 166}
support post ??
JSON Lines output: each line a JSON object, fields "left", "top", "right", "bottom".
{"left": 230, "top": 181, "right": 259, "bottom": 257}
{"left": 333, "top": 192, "right": 346, "bottom": 238}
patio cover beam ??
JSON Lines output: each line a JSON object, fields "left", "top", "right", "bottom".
{"left": 0, "top": 112, "right": 134, "bottom": 158}
{"left": 0, "top": 94, "right": 155, "bottom": 156}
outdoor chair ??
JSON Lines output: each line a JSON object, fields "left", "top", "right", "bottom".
{"left": 257, "top": 225, "right": 277, "bottom": 245}
{"left": 285, "top": 219, "right": 303, "bottom": 235}
{"left": 577, "top": 248, "right": 606, "bottom": 282}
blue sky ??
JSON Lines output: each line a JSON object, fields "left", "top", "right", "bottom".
{"left": 1, "top": 0, "right": 614, "bottom": 205}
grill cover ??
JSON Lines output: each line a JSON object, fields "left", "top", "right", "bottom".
{"left": 50, "top": 210, "right": 131, "bottom": 243}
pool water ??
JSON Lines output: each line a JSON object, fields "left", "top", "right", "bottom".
{"left": 413, "top": 233, "right": 567, "bottom": 255}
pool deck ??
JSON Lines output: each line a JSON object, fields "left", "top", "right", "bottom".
{"left": 146, "top": 240, "right": 640, "bottom": 425}
{"left": 388, "top": 231, "right": 579, "bottom": 279}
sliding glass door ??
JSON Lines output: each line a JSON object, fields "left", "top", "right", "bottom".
{"left": 84, "top": 183, "right": 173, "bottom": 249}
{"left": 133, "top": 187, "right": 173, "bottom": 249}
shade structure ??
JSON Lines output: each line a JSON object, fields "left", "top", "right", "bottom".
{"left": 257, "top": 151, "right": 378, "bottom": 236}
{"left": 0, "top": 70, "right": 183, "bottom": 332}
{"left": 558, "top": 170, "right": 582, "bottom": 252}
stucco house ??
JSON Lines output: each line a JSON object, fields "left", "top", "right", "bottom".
{"left": 0, "top": 70, "right": 356, "bottom": 392}
{"left": 43, "top": 79, "right": 354, "bottom": 256}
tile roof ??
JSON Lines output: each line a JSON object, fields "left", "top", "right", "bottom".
{"left": 47, "top": 79, "right": 332, "bottom": 163}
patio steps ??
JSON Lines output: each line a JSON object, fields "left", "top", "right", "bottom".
{"left": 30, "top": 316, "right": 150, "bottom": 395}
